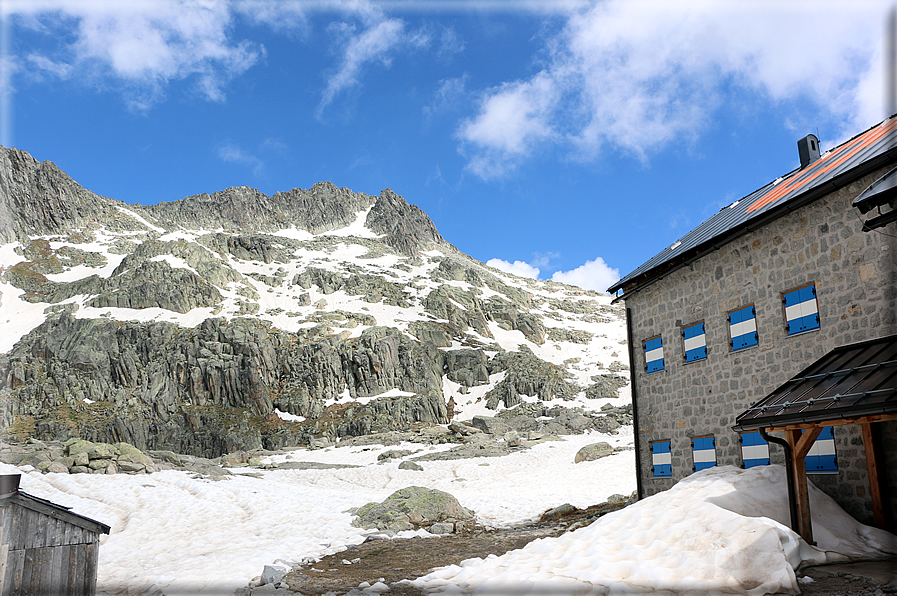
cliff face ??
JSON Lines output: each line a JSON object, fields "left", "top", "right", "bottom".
{"left": 0, "top": 147, "right": 628, "bottom": 457}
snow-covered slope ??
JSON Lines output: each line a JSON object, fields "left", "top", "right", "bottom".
{"left": 0, "top": 147, "right": 629, "bottom": 455}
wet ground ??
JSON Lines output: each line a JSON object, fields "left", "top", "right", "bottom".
{"left": 279, "top": 501, "right": 896, "bottom": 595}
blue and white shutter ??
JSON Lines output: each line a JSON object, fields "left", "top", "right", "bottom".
{"left": 651, "top": 440, "right": 671, "bottom": 477}
{"left": 805, "top": 426, "right": 837, "bottom": 473}
{"left": 692, "top": 436, "right": 716, "bottom": 471}
{"left": 683, "top": 322, "right": 707, "bottom": 363}
{"left": 729, "top": 305, "right": 758, "bottom": 350}
{"left": 784, "top": 285, "right": 820, "bottom": 335}
{"left": 740, "top": 431, "right": 770, "bottom": 468}
{"left": 645, "top": 336, "right": 664, "bottom": 373}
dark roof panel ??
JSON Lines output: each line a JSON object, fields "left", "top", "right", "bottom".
{"left": 610, "top": 117, "right": 897, "bottom": 294}
{"left": 733, "top": 335, "right": 897, "bottom": 431}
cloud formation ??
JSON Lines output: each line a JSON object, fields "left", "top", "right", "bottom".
{"left": 486, "top": 258, "right": 541, "bottom": 279}
{"left": 217, "top": 142, "right": 264, "bottom": 175}
{"left": 8, "top": 0, "right": 263, "bottom": 110}
{"left": 317, "top": 16, "right": 410, "bottom": 117}
{"left": 551, "top": 257, "right": 619, "bottom": 293}
{"left": 459, "top": 0, "right": 890, "bottom": 178}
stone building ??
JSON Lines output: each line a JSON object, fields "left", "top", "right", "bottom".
{"left": 608, "top": 117, "right": 897, "bottom": 530}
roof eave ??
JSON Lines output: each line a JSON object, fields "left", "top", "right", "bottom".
{"left": 608, "top": 145, "right": 897, "bottom": 299}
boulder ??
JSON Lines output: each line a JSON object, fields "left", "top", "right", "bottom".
{"left": 46, "top": 461, "right": 70, "bottom": 474}
{"left": 470, "top": 415, "right": 510, "bottom": 435}
{"left": 398, "top": 461, "right": 423, "bottom": 471}
{"left": 352, "top": 486, "right": 473, "bottom": 532}
{"left": 574, "top": 442, "right": 614, "bottom": 463}
{"left": 260, "top": 565, "right": 287, "bottom": 586}
{"left": 88, "top": 443, "right": 118, "bottom": 460}
{"left": 428, "top": 522, "right": 454, "bottom": 535}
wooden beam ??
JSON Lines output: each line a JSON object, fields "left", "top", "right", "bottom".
{"left": 861, "top": 422, "right": 894, "bottom": 532}
{"left": 793, "top": 426, "right": 822, "bottom": 459}
{"left": 786, "top": 429, "right": 815, "bottom": 543}
{"left": 767, "top": 412, "right": 897, "bottom": 433}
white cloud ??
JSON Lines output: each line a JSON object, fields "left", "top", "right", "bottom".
{"left": 423, "top": 74, "right": 468, "bottom": 121}
{"left": 486, "top": 258, "right": 540, "bottom": 279}
{"left": 217, "top": 142, "right": 264, "bottom": 175}
{"left": 318, "top": 17, "right": 408, "bottom": 116}
{"left": 7, "top": 0, "right": 262, "bottom": 109}
{"left": 551, "top": 257, "right": 619, "bottom": 293}
{"left": 459, "top": 71, "right": 560, "bottom": 179}
{"left": 459, "top": 0, "right": 891, "bottom": 178}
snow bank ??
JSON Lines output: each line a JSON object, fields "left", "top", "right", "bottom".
{"left": 409, "top": 465, "right": 897, "bottom": 595}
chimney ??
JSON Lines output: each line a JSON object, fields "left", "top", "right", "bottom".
{"left": 0, "top": 473, "right": 21, "bottom": 498}
{"left": 797, "top": 134, "right": 821, "bottom": 168}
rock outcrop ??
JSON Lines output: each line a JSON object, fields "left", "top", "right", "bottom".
{"left": 0, "top": 147, "right": 629, "bottom": 459}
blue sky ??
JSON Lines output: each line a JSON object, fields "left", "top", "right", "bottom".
{"left": 0, "top": 0, "right": 892, "bottom": 292}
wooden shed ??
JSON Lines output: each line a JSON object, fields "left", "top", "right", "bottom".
{"left": 1, "top": 474, "right": 110, "bottom": 596}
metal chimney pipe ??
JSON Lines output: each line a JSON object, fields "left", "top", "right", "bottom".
{"left": 0, "top": 473, "right": 21, "bottom": 499}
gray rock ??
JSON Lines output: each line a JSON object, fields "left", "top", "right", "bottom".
{"left": 428, "top": 522, "right": 454, "bottom": 535}
{"left": 542, "top": 503, "right": 577, "bottom": 520}
{"left": 585, "top": 375, "right": 628, "bottom": 400}
{"left": 352, "top": 486, "right": 473, "bottom": 532}
{"left": 260, "top": 565, "right": 287, "bottom": 586}
{"left": 470, "top": 416, "right": 510, "bottom": 435}
{"left": 398, "top": 461, "right": 423, "bottom": 471}
{"left": 46, "top": 461, "right": 70, "bottom": 474}
{"left": 485, "top": 346, "right": 578, "bottom": 409}
{"left": 574, "top": 442, "right": 614, "bottom": 463}
{"left": 378, "top": 449, "right": 414, "bottom": 461}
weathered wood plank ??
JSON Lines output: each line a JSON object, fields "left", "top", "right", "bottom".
{"left": 39, "top": 545, "right": 55, "bottom": 595}
{"left": 16, "top": 509, "right": 32, "bottom": 551}
{"left": 48, "top": 543, "right": 68, "bottom": 594}
{"left": 69, "top": 544, "right": 86, "bottom": 596}
{"left": 86, "top": 544, "right": 99, "bottom": 596}
{"left": 2, "top": 548, "right": 25, "bottom": 596}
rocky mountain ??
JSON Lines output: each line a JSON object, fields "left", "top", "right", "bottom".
{"left": 0, "top": 147, "right": 629, "bottom": 457}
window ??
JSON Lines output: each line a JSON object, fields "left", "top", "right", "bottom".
{"left": 651, "top": 440, "right": 672, "bottom": 477}
{"left": 692, "top": 435, "right": 717, "bottom": 471}
{"left": 739, "top": 431, "right": 770, "bottom": 468}
{"left": 728, "top": 305, "right": 758, "bottom": 351}
{"left": 784, "top": 284, "right": 820, "bottom": 335}
{"left": 644, "top": 336, "right": 664, "bottom": 373}
{"left": 805, "top": 426, "right": 837, "bottom": 473}
{"left": 682, "top": 321, "right": 707, "bottom": 363}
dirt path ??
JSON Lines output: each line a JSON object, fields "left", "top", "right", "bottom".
{"left": 280, "top": 501, "right": 897, "bottom": 596}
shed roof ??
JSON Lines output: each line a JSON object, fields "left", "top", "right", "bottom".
{"left": 609, "top": 117, "right": 897, "bottom": 295}
{"left": 732, "top": 334, "right": 897, "bottom": 432}
{"left": 1, "top": 490, "right": 111, "bottom": 535}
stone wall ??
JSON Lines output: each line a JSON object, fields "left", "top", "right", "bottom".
{"left": 624, "top": 164, "right": 897, "bottom": 525}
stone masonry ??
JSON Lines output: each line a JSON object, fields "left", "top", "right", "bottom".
{"left": 624, "top": 164, "right": 897, "bottom": 525}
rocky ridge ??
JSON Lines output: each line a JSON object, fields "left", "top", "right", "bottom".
{"left": 0, "top": 147, "right": 629, "bottom": 457}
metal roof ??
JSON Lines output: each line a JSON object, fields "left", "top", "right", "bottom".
{"left": 609, "top": 117, "right": 897, "bottom": 295}
{"left": 732, "top": 334, "right": 897, "bottom": 432}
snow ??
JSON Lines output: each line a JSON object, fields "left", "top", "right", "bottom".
{"left": 0, "top": 430, "right": 635, "bottom": 595}
{"left": 321, "top": 207, "right": 380, "bottom": 239}
{"left": 271, "top": 226, "right": 314, "bottom": 241}
{"left": 0, "top": 281, "right": 49, "bottom": 352}
{"left": 2, "top": 436, "right": 895, "bottom": 595}
{"left": 409, "top": 465, "right": 897, "bottom": 595}
{"left": 273, "top": 409, "right": 305, "bottom": 422}
{"left": 116, "top": 206, "right": 165, "bottom": 233}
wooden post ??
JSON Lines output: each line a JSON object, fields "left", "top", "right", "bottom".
{"left": 786, "top": 427, "right": 822, "bottom": 544}
{"left": 861, "top": 422, "right": 893, "bottom": 532}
